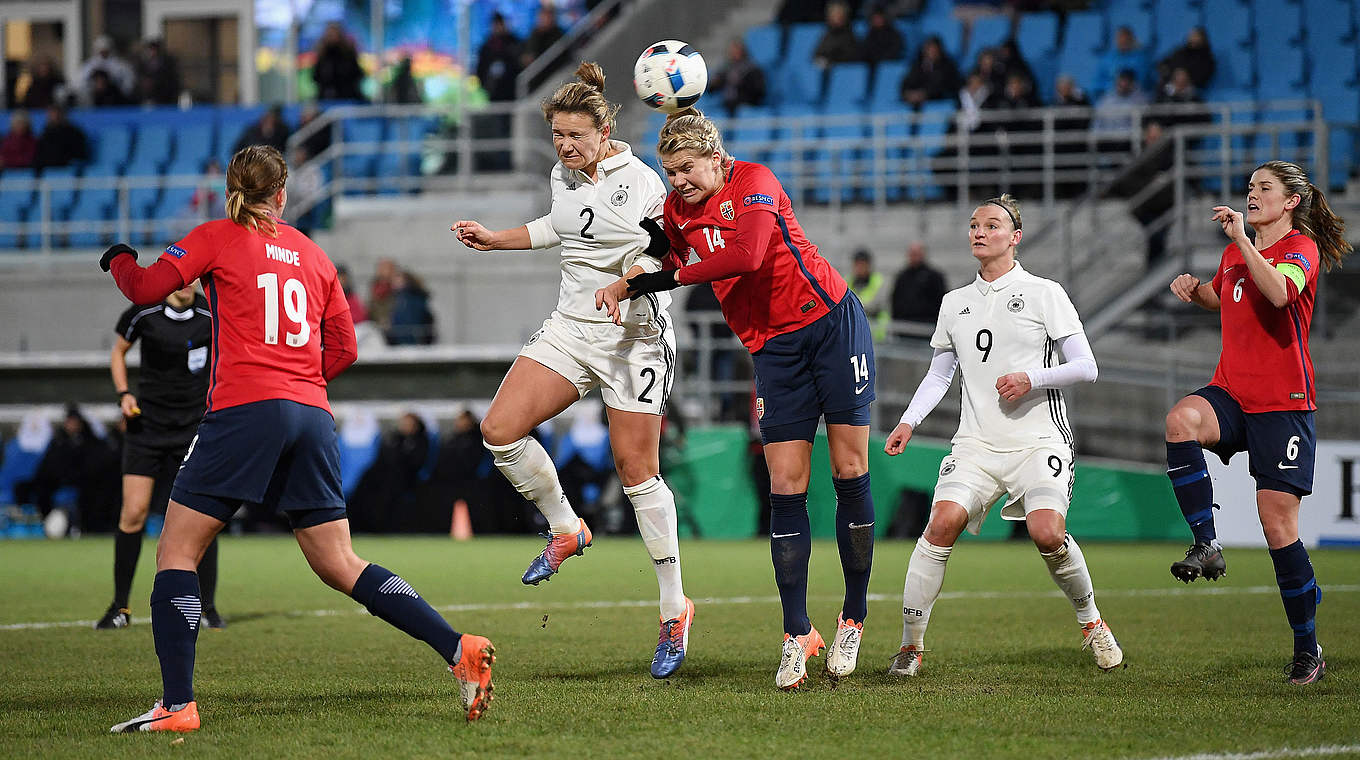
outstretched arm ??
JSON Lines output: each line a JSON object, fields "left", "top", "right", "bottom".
{"left": 450, "top": 218, "right": 539, "bottom": 251}
{"left": 104, "top": 245, "right": 185, "bottom": 304}
{"left": 884, "top": 348, "right": 958, "bottom": 455}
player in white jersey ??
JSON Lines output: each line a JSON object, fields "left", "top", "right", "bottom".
{"left": 882, "top": 195, "right": 1124, "bottom": 677}
{"left": 451, "top": 63, "right": 692, "bottom": 678}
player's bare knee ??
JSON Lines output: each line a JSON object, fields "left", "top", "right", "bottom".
{"left": 118, "top": 509, "right": 148, "bottom": 533}
{"left": 479, "top": 416, "right": 517, "bottom": 448}
{"left": 1164, "top": 403, "right": 1200, "bottom": 441}
{"left": 1030, "top": 527, "right": 1065, "bottom": 553}
{"left": 831, "top": 457, "right": 868, "bottom": 480}
{"left": 613, "top": 457, "right": 657, "bottom": 489}
{"left": 922, "top": 519, "right": 962, "bottom": 547}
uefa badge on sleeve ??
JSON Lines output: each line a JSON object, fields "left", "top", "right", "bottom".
{"left": 720, "top": 200, "right": 734, "bottom": 221}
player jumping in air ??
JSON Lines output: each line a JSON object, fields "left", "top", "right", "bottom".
{"left": 882, "top": 195, "right": 1123, "bottom": 677}
{"left": 103, "top": 145, "right": 495, "bottom": 732}
{"left": 452, "top": 62, "right": 692, "bottom": 679}
{"left": 603, "top": 109, "right": 877, "bottom": 690}
{"left": 1164, "top": 160, "right": 1351, "bottom": 685}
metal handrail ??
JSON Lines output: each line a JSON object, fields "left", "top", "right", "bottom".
{"left": 514, "top": 0, "right": 630, "bottom": 100}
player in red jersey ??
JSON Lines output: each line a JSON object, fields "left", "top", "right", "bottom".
{"left": 600, "top": 110, "right": 877, "bottom": 690}
{"left": 1163, "top": 160, "right": 1351, "bottom": 685}
{"left": 101, "top": 146, "right": 495, "bottom": 733}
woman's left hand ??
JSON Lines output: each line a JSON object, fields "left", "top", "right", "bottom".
{"left": 1212, "top": 205, "right": 1247, "bottom": 243}
{"left": 996, "top": 372, "right": 1032, "bottom": 402}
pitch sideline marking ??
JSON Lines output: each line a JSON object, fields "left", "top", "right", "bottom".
{"left": 3, "top": 583, "right": 1358, "bottom": 632}
{"left": 1129, "top": 744, "right": 1360, "bottom": 760}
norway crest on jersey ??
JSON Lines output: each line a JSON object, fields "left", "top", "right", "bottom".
{"left": 720, "top": 200, "right": 734, "bottom": 221}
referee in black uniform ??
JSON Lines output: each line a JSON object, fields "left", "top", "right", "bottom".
{"left": 96, "top": 282, "right": 225, "bottom": 630}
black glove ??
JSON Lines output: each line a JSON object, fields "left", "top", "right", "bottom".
{"left": 640, "top": 217, "right": 669, "bottom": 259}
{"left": 626, "top": 269, "right": 680, "bottom": 297}
{"left": 100, "top": 243, "right": 138, "bottom": 272}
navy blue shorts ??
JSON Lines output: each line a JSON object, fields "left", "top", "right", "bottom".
{"left": 1193, "top": 385, "right": 1315, "bottom": 496}
{"left": 752, "top": 292, "right": 875, "bottom": 444}
{"left": 171, "top": 399, "right": 348, "bottom": 530}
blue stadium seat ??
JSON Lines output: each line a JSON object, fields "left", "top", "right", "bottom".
{"left": 1063, "top": 11, "right": 1108, "bottom": 54}
{"left": 824, "top": 63, "right": 871, "bottom": 109}
{"left": 1252, "top": 0, "right": 1302, "bottom": 46}
{"left": 1255, "top": 45, "right": 1304, "bottom": 98}
{"left": 963, "top": 15, "right": 1012, "bottom": 69}
{"left": 744, "top": 24, "right": 783, "bottom": 72}
{"left": 89, "top": 125, "right": 133, "bottom": 170}
{"left": 1017, "top": 12, "right": 1060, "bottom": 60}
{"left": 169, "top": 123, "right": 215, "bottom": 174}
{"left": 128, "top": 124, "right": 175, "bottom": 172}
{"left": 1302, "top": 0, "right": 1356, "bottom": 39}
{"left": 783, "top": 24, "right": 826, "bottom": 104}
{"left": 340, "top": 118, "right": 385, "bottom": 192}
{"left": 919, "top": 15, "right": 965, "bottom": 61}
{"left": 1210, "top": 25, "right": 1256, "bottom": 88}
{"left": 812, "top": 107, "right": 868, "bottom": 203}
{"left": 1153, "top": 0, "right": 1204, "bottom": 59}
{"left": 39, "top": 166, "right": 79, "bottom": 221}
{"left": 726, "top": 105, "right": 774, "bottom": 149}
{"left": 338, "top": 426, "right": 380, "bottom": 498}
{"left": 1308, "top": 36, "right": 1357, "bottom": 94}
{"left": 1105, "top": 2, "right": 1154, "bottom": 54}
{"left": 1256, "top": 107, "right": 1313, "bottom": 164}
{"left": 869, "top": 61, "right": 909, "bottom": 109}
{"left": 0, "top": 438, "right": 45, "bottom": 506}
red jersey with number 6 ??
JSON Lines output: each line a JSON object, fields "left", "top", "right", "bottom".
{"left": 664, "top": 160, "right": 848, "bottom": 352}
{"left": 158, "top": 219, "right": 350, "bottom": 414}
{"left": 1208, "top": 230, "right": 1319, "bottom": 412}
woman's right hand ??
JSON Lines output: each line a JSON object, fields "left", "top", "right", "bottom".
{"left": 451, "top": 220, "right": 497, "bottom": 251}
{"left": 884, "top": 423, "right": 913, "bottom": 455}
{"left": 120, "top": 393, "right": 141, "bottom": 418}
{"left": 1170, "top": 273, "right": 1201, "bottom": 303}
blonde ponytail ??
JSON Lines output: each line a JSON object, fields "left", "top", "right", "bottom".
{"left": 225, "top": 145, "right": 287, "bottom": 237}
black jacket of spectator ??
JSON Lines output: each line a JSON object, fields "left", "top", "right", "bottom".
{"left": 891, "top": 263, "right": 947, "bottom": 324}
{"left": 89, "top": 70, "right": 129, "bottom": 107}
{"left": 21, "top": 60, "right": 65, "bottom": 109}
{"left": 900, "top": 39, "right": 962, "bottom": 104}
{"left": 1157, "top": 29, "right": 1216, "bottom": 89}
{"left": 710, "top": 44, "right": 767, "bottom": 112}
{"left": 778, "top": 0, "right": 832, "bottom": 25}
{"left": 313, "top": 29, "right": 365, "bottom": 101}
{"left": 992, "top": 40, "right": 1035, "bottom": 91}
{"left": 136, "top": 42, "right": 181, "bottom": 105}
{"left": 234, "top": 110, "right": 292, "bottom": 154}
{"left": 863, "top": 18, "right": 905, "bottom": 63}
{"left": 815, "top": 25, "right": 862, "bottom": 65}
{"left": 35, "top": 112, "right": 88, "bottom": 168}
{"left": 477, "top": 23, "right": 522, "bottom": 102}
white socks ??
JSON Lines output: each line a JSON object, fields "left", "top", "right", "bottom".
{"left": 1040, "top": 533, "right": 1100, "bottom": 625}
{"left": 484, "top": 436, "right": 579, "bottom": 535}
{"left": 624, "top": 476, "right": 686, "bottom": 621}
{"left": 901, "top": 538, "right": 952, "bottom": 649}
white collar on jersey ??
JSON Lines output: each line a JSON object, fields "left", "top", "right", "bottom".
{"left": 163, "top": 304, "right": 194, "bottom": 321}
{"left": 567, "top": 140, "right": 633, "bottom": 183}
{"left": 973, "top": 260, "right": 1025, "bottom": 294}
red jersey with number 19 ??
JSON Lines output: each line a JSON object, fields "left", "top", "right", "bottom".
{"left": 158, "top": 219, "right": 350, "bottom": 414}
{"left": 1208, "top": 230, "right": 1319, "bottom": 413}
{"left": 665, "top": 161, "right": 848, "bottom": 352}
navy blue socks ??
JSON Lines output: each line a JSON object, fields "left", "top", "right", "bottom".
{"left": 150, "top": 569, "right": 200, "bottom": 706}
{"left": 351, "top": 564, "right": 463, "bottom": 665}
{"left": 833, "top": 474, "right": 875, "bottom": 623}
{"left": 1269, "top": 540, "right": 1321, "bottom": 656}
{"left": 769, "top": 492, "right": 812, "bottom": 636}
{"left": 1166, "top": 441, "right": 1217, "bottom": 544}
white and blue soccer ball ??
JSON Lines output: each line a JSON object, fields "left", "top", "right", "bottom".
{"left": 632, "top": 39, "right": 707, "bottom": 114}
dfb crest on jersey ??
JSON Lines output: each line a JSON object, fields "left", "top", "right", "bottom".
{"left": 755, "top": 396, "right": 765, "bottom": 419}
{"left": 1007, "top": 295, "right": 1025, "bottom": 313}
{"left": 940, "top": 459, "right": 956, "bottom": 476}
{"left": 720, "top": 200, "right": 734, "bottom": 220}
{"left": 611, "top": 188, "right": 628, "bottom": 207}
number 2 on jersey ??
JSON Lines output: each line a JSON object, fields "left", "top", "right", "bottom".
{"left": 257, "top": 273, "right": 310, "bottom": 347}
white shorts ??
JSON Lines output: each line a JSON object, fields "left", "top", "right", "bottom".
{"left": 519, "top": 312, "right": 677, "bottom": 415}
{"left": 932, "top": 442, "right": 1075, "bottom": 535}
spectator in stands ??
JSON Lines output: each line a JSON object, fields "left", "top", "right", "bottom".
{"left": 521, "top": 5, "right": 567, "bottom": 91}
{"left": 80, "top": 36, "right": 135, "bottom": 105}
{"left": 89, "top": 69, "right": 130, "bottom": 107}
{"left": 1157, "top": 66, "right": 1202, "bottom": 107}
{"left": 890, "top": 242, "right": 946, "bottom": 339}
{"left": 30, "top": 404, "right": 120, "bottom": 530}
{"left": 477, "top": 12, "right": 522, "bottom": 101}
{"left": 287, "top": 147, "right": 327, "bottom": 235}
{"left": 686, "top": 283, "right": 741, "bottom": 420}
{"left": 863, "top": 5, "right": 905, "bottom": 64}
{"left": 991, "top": 40, "right": 1035, "bottom": 94}
{"left": 389, "top": 56, "right": 422, "bottom": 104}
{"left": 1096, "top": 26, "right": 1150, "bottom": 96}
{"left": 1052, "top": 74, "right": 1093, "bottom": 196}
{"left": 850, "top": 249, "right": 889, "bottom": 341}
{"left": 709, "top": 39, "right": 767, "bottom": 113}
{"left": 814, "top": 2, "right": 862, "bottom": 67}
{"left": 313, "top": 22, "right": 366, "bottom": 101}
{"left": 957, "top": 72, "right": 992, "bottom": 133}
{"left": 777, "top": 0, "right": 831, "bottom": 25}
{"left": 1157, "top": 26, "right": 1215, "bottom": 90}
{"left": 992, "top": 72, "right": 1042, "bottom": 111}
{"left": 336, "top": 265, "right": 370, "bottom": 324}
{"left": 369, "top": 257, "right": 398, "bottom": 330}
{"left": 973, "top": 49, "right": 1006, "bottom": 94}
{"left": 1091, "top": 69, "right": 1148, "bottom": 149}
{"left": 1108, "top": 120, "right": 1174, "bottom": 263}
{"left": 436, "top": 409, "right": 498, "bottom": 532}
{"left": 0, "top": 111, "right": 37, "bottom": 169}
{"left": 20, "top": 56, "right": 67, "bottom": 109}
{"left": 189, "top": 158, "right": 227, "bottom": 219}
{"left": 1054, "top": 73, "right": 1091, "bottom": 110}
{"left": 135, "top": 37, "right": 180, "bottom": 105}
{"left": 387, "top": 268, "right": 436, "bottom": 345}
{"left": 900, "top": 35, "right": 962, "bottom": 108}
{"left": 35, "top": 105, "right": 89, "bottom": 168}
{"left": 234, "top": 105, "right": 292, "bottom": 154}
{"left": 350, "top": 412, "right": 432, "bottom": 533}
{"left": 297, "top": 102, "right": 331, "bottom": 160}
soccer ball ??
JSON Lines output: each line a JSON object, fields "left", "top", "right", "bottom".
{"left": 633, "top": 40, "right": 707, "bottom": 113}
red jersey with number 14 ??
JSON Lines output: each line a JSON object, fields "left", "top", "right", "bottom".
{"left": 158, "top": 219, "right": 350, "bottom": 414}
{"left": 1208, "top": 230, "right": 1319, "bottom": 412}
{"left": 665, "top": 161, "right": 848, "bottom": 352}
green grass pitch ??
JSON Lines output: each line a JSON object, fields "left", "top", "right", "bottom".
{"left": 1, "top": 536, "right": 1357, "bottom": 759}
